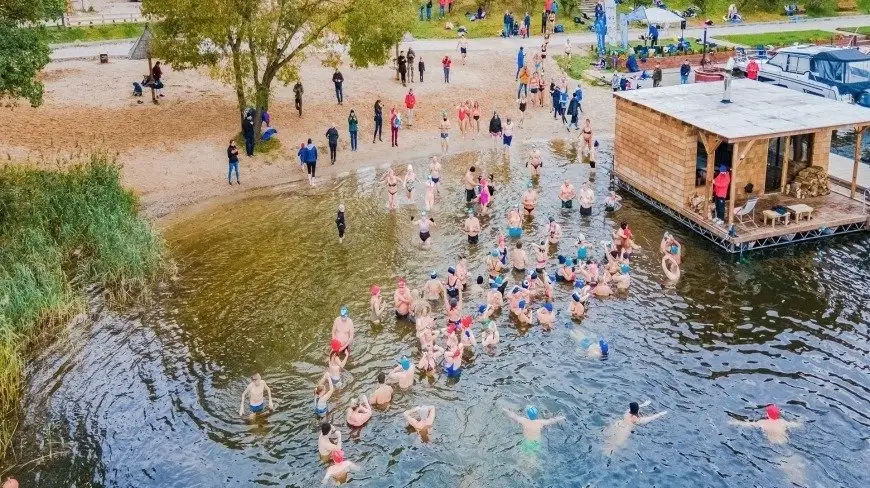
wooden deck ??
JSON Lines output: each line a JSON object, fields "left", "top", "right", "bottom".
{"left": 616, "top": 171, "right": 869, "bottom": 252}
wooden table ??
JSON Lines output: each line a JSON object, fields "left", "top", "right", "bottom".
{"left": 762, "top": 209, "right": 789, "bottom": 227}
{"left": 786, "top": 204, "right": 814, "bottom": 222}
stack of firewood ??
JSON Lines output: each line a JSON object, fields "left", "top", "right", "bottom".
{"left": 789, "top": 166, "right": 830, "bottom": 198}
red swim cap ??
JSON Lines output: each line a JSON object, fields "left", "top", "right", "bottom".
{"left": 330, "top": 339, "right": 342, "bottom": 353}
{"left": 331, "top": 449, "right": 345, "bottom": 463}
{"left": 453, "top": 348, "right": 462, "bottom": 358}
{"left": 370, "top": 285, "right": 380, "bottom": 296}
{"left": 461, "top": 316, "right": 472, "bottom": 327}
{"left": 447, "top": 324, "right": 456, "bottom": 334}
{"left": 766, "top": 404, "right": 780, "bottom": 420}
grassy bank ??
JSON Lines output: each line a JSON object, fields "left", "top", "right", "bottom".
{"left": 837, "top": 25, "right": 870, "bottom": 35}
{"left": 716, "top": 29, "right": 842, "bottom": 46}
{"left": 0, "top": 154, "right": 164, "bottom": 457}
{"left": 39, "top": 22, "right": 146, "bottom": 44}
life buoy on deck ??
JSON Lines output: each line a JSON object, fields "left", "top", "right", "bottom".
{"left": 662, "top": 255, "right": 681, "bottom": 282}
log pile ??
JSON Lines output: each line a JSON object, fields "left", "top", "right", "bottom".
{"left": 789, "top": 166, "right": 830, "bottom": 198}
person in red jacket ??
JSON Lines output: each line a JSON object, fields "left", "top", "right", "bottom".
{"left": 442, "top": 56, "right": 452, "bottom": 83}
{"left": 712, "top": 165, "right": 731, "bottom": 224}
{"left": 404, "top": 89, "right": 417, "bottom": 126}
{"left": 746, "top": 59, "right": 759, "bottom": 80}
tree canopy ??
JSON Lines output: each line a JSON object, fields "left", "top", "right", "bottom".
{"left": 0, "top": 0, "right": 65, "bottom": 106}
{"left": 143, "top": 0, "right": 413, "bottom": 118}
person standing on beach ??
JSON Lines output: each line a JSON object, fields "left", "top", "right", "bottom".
{"left": 373, "top": 99, "right": 383, "bottom": 143}
{"left": 404, "top": 89, "right": 417, "bottom": 126}
{"left": 227, "top": 139, "right": 240, "bottom": 185}
{"left": 419, "top": 57, "right": 426, "bottom": 82}
{"left": 407, "top": 48, "right": 416, "bottom": 83}
{"left": 348, "top": 110, "right": 359, "bottom": 151}
{"left": 390, "top": 106, "right": 402, "bottom": 147}
{"left": 442, "top": 55, "right": 452, "bottom": 83}
{"left": 241, "top": 114, "right": 255, "bottom": 156}
{"left": 326, "top": 124, "right": 339, "bottom": 164}
{"left": 518, "top": 64, "right": 530, "bottom": 98}
{"left": 293, "top": 81, "right": 303, "bottom": 117}
{"left": 439, "top": 113, "right": 451, "bottom": 156}
{"left": 303, "top": 137, "right": 318, "bottom": 185}
{"left": 488, "top": 112, "right": 502, "bottom": 150}
{"left": 332, "top": 68, "right": 344, "bottom": 104}
{"left": 523, "top": 12, "right": 531, "bottom": 38}
{"left": 515, "top": 46, "right": 525, "bottom": 80}
{"left": 398, "top": 51, "right": 408, "bottom": 86}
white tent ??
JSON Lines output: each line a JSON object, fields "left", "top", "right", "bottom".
{"left": 628, "top": 7, "right": 684, "bottom": 25}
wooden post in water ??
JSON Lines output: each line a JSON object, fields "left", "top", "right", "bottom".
{"left": 852, "top": 126, "right": 863, "bottom": 199}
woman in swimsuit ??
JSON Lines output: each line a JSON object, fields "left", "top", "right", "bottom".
{"left": 477, "top": 176, "right": 491, "bottom": 215}
{"left": 529, "top": 70, "right": 540, "bottom": 98}
{"left": 507, "top": 206, "right": 522, "bottom": 238}
{"left": 403, "top": 164, "right": 416, "bottom": 201}
{"left": 538, "top": 75, "right": 546, "bottom": 106}
{"left": 445, "top": 267, "right": 460, "bottom": 299}
{"left": 581, "top": 118, "right": 593, "bottom": 157}
{"left": 418, "top": 344, "right": 444, "bottom": 374}
{"left": 412, "top": 211, "right": 435, "bottom": 249}
{"left": 327, "top": 350, "right": 348, "bottom": 388}
{"left": 382, "top": 168, "right": 399, "bottom": 210}
{"left": 429, "top": 156, "right": 442, "bottom": 194}
{"left": 456, "top": 256, "right": 469, "bottom": 291}
{"left": 457, "top": 101, "right": 468, "bottom": 137}
{"left": 532, "top": 241, "right": 548, "bottom": 273}
{"left": 517, "top": 97, "right": 527, "bottom": 128}
{"left": 497, "top": 233, "right": 508, "bottom": 265}
{"left": 314, "top": 373, "right": 335, "bottom": 417}
{"left": 487, "top": 174, "right": 496, "bottom": 201}
{"left": 487, "top": 249, "right": 504, "bottom": 280}
{"left": 472, "top": 101, "right": 481, "bottom": 134}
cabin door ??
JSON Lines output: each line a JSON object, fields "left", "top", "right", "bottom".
{"left": 766, "top": 137, "right": 785, "bottom": 193}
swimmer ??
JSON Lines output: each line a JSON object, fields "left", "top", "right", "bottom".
{"left": 411, "top": 211, "right": 435, "bottom": 249}
{"left": 487, "top": 279, "right": 504, "bottom": 311}
{"left": 729, "top": 404, "right": 803, "bottom": 445}
{"left": 238, "top": 373, "right": 275, "bottom": 417}
{"left": 370, "top": 285, "right": 385, "bottom": 324}
{"left": 418, "top": 343, "right": 445, "bottom": 373}
{"left": 613, "top": 263, "right": 631, "bottom": 291}
{"left": 444, "top": 267, "right": 461, "bottom": 302}
{"left": 569, "top": 291, "right": 587, "bottom": 318}
{"left": 541, "top": 273, "right": 555, "bottom": 302}
{"left": 444, "top": 296, "right": 463, "bottom": 331}
{"left": 497, "top": 233, "right": 509, "bottom": 264}
{"left": 424, "top": 175, "right": 436, "bottom": 211}
{"left": 592, "top": 271, "right": 613, "bottom": 297}
{"left": 464, "top": 166, "right": 477, "bottom": 203}
{"left": 469, "top": 275, "right": 486, "bottom": 299}
{"left": 370, "top": 372, "right": 394, "bottom": 406}
{"left": 503, "top": 406, "right": 565, "bottom": 441}
{"left": 527, "top": 145, "right": 543, "bottom": 178}
{"left": 456, "top": 255, "right": 469, "bottom": 290}
{"left": 604, "top": 190, "right": 622, "bottom": 211}
{"left": 387, "top": 356, "right": 415, "bottom": 389}
{"left": 487, "top": 249, "right": 505, "bottom": 279}
{"left": 477, "top": 175, "right": 491, "bottom": 216}
{"left": 612, "top": 221, "right": 631, "bottom": 251}
{"left": 331, "top": 306, "right": 355, "bottom": 352}
{"left": 318, "top": 422, "right": 342, "bottom": 458}
{"left": 417, "top": 322, "right": 438, "bottom": 349}
{"left": 381, "top": 168, "right": 400, "bottom": 211}
{"left": 513, "top": 300, "right": 533, "bottom": 326}
{"left": 424, "top": 271, "right": 445, "bottom": 301}
{"left": 559, "top": 179, "right": 575, "bottom": 209}
{"left": 507, "top": 205, "right": 523, "bottom": 238}
{"left": 510, "top": 241, "right": 529, "bottom": 272}
{"left": 481, "top": 320, "right": 500, "bottom": 349}
{"left": 438, "top": 115, "right": 451, "bottom": 156}
{"left": 521, "top": 181, "right": 538, "bottom": 217}
{"left": 584, "top": 338, "right": 609, "bottom": 358}
{"left": 346, "top": 394, "right": 372, "bottom": 427}
{"left": 536, "top": 302, "right": 556, "bottom": 330}
{"left": 403, "top": 164, "right": 416, "bottom": 201}
{"left": 410, "top": 289, "right": 429, "bottom": 322}
{"left": 443, "top": 343, "right": 464, "bottom": 376}
{"left": 578, "top": 181, "right": 594, "bottom": 216}
{"left": 507, "top": 286, "right": 523, "bottom": 311}
{"left": 335, "top": 204, "right": 346, "bottom": 243}
{"left": 327, "top": 349, "right": 349, "bottom": 388}
{"left": 321, "top": 450, "right": 360, "bottom": 485}
{"left": 530, "top": 241, "right": 548, "bottom": 273}
{"left": 603, "top": 401, "right": 667, "bottom": 455}
{"left": 442, "top": 321, "right": 460, "bottom": 350}
{"left": 557, "top": 257, "right": 575, "bottom": 282}
{"left": 314, "top": 373, "right": 335, "bottom": 417}
{"left": 660, "top": 232, "right": 683, "bottom": 266}
{"left": 576, "top": 234, "right": 592, "bottom": 261}
{"left": 404, "top": 405, "right": 436, "bottom": 439}
{"left": 394, "top": 278, "right": 413, "bottom": 320}
{"left": 459, "top": 315, "right": 477, "bottom": 349}
{"left": 546, "top": 216, "right": 562, "bottom": 245}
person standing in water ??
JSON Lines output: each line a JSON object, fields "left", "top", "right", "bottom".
{"left": 382, "top": 168, "right": 399, "bottom": 211}
{"left": 331, "top": 306, "right": 354, "bottom": 352}
{"left": 527, "top": 145, "right": 542, "bottom": 178}
{"left": 404, "top": 405, "right": 436, "bottom": 439}
{"left": 464, "top": 209, "right": 481, "bottom": 245}
{"left": 412, "top": 211, "right": 435, "bottom": 249}
{"left": 559, "top": 179, "right": 575, "bottom": 209}
{"left": 327, "top": 348, "right": 348, "bottom": 388}
{"left": 429, "top": 156, "right": 443, "bottom": 195}
{"left": 335, "top": 204, "right": 346, "bottom": 243}
{"left": 387, "top": 356, "right": 415, "bottom": 389}
{"left": 546, "top": 216, "right": 562, "bottom": 245}
{"left": 370, "top": 372, "right": 394, "bottom": 406}
{"left": 403, "top": 164, "right": 416, "bottom": 201}
{"left": 503, "top": 406, "right": 565, "bottom": 453}
{"left": 318, "top": 422, "right": 342, "bottom": 458}
{"left": 313, "top": 373, "right": 335, "bottom": 417}
{"left": 521, "top": 181, "right": 537, "bottom": 217}
{"left": 464, "top": 166, "right": 477, "bottom": 203}
{"left": 346, "top": 394, "right": 373, "bottom": 427}
{"left": 370, "top": 285, "right": 385, "bottom": 324}
{"left": 502, "top": 116, "right": 514, "bottom": 155}
{"left": 603, "top": 401, "right": 667, "bottom": 455}
{"left": 578, "top": 181, "right": 594, "bottom": 216}
{"left": 424, "top": 175, "right": 436, "bottom": 211}
{"left": 238, "top": 373, "right": 275, "bottom": 417}
{"left": 729, "top": 404, "right": 802, "bottom": 444}
{"left": 506, "top": 205, "right": 522, "bottom": 238}
{"left": 394, "top": 278, "right": 413, "bottom": 319}
{"left": 321, "top": 450, "right": 360, "bottom": 485}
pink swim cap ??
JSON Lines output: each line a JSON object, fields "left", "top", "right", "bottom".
{"left": 331, "top": 449, "right": 345, "bottom": 463}
{"left": 447, "top": 324, "right": 457, "bottom": 334}
{"left": 371, "top": 285, "right": 380, "bottom": 296}
{"left": 461, "top": 316, "right": 472, "bottom": 327}
{"left": 453, "top": 348, "right": 462, "bottom": 358}
{"left": 766, "top": 404, "right": 780, "bottom": 420}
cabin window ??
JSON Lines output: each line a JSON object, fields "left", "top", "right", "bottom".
{"left": 786, "top": 55, "right": 810, "bottom": 74}
{"left": 767, "top": 53, "right": 787, "bottom": 69}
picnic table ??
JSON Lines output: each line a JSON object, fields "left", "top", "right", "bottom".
{"left": 762, "top": 209, "right": 789, "bottom": 227}
{"left": 786, "top": 204, "right": 814, "bottom": 222}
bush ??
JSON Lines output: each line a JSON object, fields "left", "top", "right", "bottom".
{"left": 805, "top": 0, "right": 838, "bottom": 15}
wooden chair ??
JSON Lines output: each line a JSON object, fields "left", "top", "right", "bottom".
{"left": 733, "top": 197, "right": 759, "bottom": 229}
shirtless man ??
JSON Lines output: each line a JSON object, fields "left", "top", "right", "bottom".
{"left": 510, "top": 242, "right": 528, "bottom": 272}
{"left": 527, "top": 145, "right": 543, "bottom": 178}
{"left": 424, "top": 271, "right": 444, "bottom": 301}
{"left": 513, "top": 300, "right": 533, "bottom": 325}
{"left": 464, "top": 166, "right": 477, "bottom": 203}
{"left": 404, "top": 405, "right": 436, "bottom": 440}
{"left": 464, "top": 209, "right": 481, "bottom": 245}
{"left": 387, "top": 356, "right": 415, "bottom": 389}
{"left": 507, "top": 205, "right": 523, "bottom": 238}
{"left": 321, "top": 450, "right": 360, "bottom": 485}
{"left": 546, "top": 216, "right": 562, "bottom": 245}
{"left": 521, "top": 182, "right": 538, "bottom": 217}
{"left": 370, "top": 285, "right": 385, "bottom": 324}
{"left": 603, "top": 401, "right": 667, "bottom": 455}
{"left": 578, "top": 181, "right": 595, "bottom": 216}
{"left": 536, "top": 302, "right": 556, "bottom": 330}
{"left": 346, "top": 394, "right": 373, "bottom": 427}
{"left": 481, "top": 320, "right": 500, "bottom": 349}
{"left": 569, "top": 290, "right": 588, "bottom": 318}
{"left": 729, "top": 404, "right": 802, "bottom": 445}
{"left": 370, "top": 372, "right": 394, "bottom": 406}
{"left": 503, "top": 406, "right": 565, "bottom": 453}
{"left": 318, "top": 422, "right": 342, "bottom": 458}
{"left": 604, "top": 190, "right": 622, "bottom": 211}
{"left": 238, "top": 373, "right": 275, "bottom": 417}
{"left": 558, "top": 179, "right": 575, "bottom": 209}
{"left": 438, "top": 115, "right": 451, "bottom": 156}
{"left": 331, "top": 306, "right": 354, "bottom": 352}
{"left": 613, "top": 264, "right": 631, "bottom": 291}
{"left": 394, "top": 278, "right": 413, "bottom": 320}
{"left": 487, "top": 280, "right": 503, "bottom": 311}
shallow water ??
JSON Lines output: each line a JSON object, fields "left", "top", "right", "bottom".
{"left": 10, "top": 143, "right": 870, "bottom": 487}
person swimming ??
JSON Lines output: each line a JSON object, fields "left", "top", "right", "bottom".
{"left": 346, "top": 394, "right": 373, "bottom": 427}
{"left": 603, "top": 400, "right": 667, "bottom": 455}
{"left": 503, "top": 405, "right": 565, "bottom": 454}
{"left": 546, "top": 216, "right": 562, "bottom": 245}
{"left": 314, "top": 372, "right": 335, "bottom": 417}
{"left": 321, "top": 450, "right": 360, "bottom": 485}
{"left": 238, "top": 373, "right": 275, "bottom": 418}
{"left": 729, "top": 404, "right": 803, "bottom": 444}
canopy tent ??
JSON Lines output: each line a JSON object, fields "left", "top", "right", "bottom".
{"left": 627, "top": 7, "right": 684, "bottom": 25}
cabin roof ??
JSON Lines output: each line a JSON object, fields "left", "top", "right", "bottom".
{"left": 614, "top": 79, "right": 870, "bottom": 141}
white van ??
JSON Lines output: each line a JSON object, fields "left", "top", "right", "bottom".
{"left": 757, "top": 45, "right": 870, "bottom": 106}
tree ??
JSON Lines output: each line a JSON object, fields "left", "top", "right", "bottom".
{"left": 0, "top": 0, "right": 66, "bottom": 106}
{"left": 143, "top": 0, "right": 413, "bottom": 133}
{"left": 559, "top": 0, "right": 580, "bottom": 19}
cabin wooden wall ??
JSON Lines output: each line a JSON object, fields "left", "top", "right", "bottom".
{"left": 732, "top": 141, "right": 770, "bottom": 204}
{"left": 614, "top": 98, "right": 695, "bottom": 210}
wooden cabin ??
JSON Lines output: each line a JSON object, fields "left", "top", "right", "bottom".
{"left": 613, "top": 79, "right": 868, "bottom": 252}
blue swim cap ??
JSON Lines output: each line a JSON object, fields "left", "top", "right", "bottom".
{"left": 558, "top": 255, "right": 566, "bottom": 264}
{"left": 719, "top": 165, "right": 727, "bottom": 173}
{"left": 527, "top": 180, "right": 533, "bottom": 188}
{"left": 448, "top": 266, "right": 456, "bottom": 274}
{"left": 599, "top": 340, "right": 609, "bottom": 356}
{"left": 670, "top": 244, "right": 679, "bottom": 255}
{"left": 340, "top": 306, "right": 349, "bottom": 317}
{"left": 512, "top": 286, "right": 521, "bottom": 294}
{"left": 430, "top": 271, "right": 437, "bottom": 278}
{"left": 491, "top": 249, "right": 499, "bottom": 257}
{"left": 490, "top": 281, "right": 498, "bottom": 288}
{"left": 399, "top": 356, "right": 411, "bottom": 370}
{"left": 530, "top": 271, "right": 538, "bottom": 279}
{"left": 580, "top": 338, "right": 592, "bottom": 349}
{"left": 544, "top": 302, "right": 553, "bottom": 312}
{"left": 572, "top": 292, "right": 581, "bottom": 302}
{"left": 547, "top": 274, "right": 557, "bottom": 284}
{"left": 620, "top": 263, "right": 630, "bottom": 274}
{"left": 526, "top": 406, "right": 539, "bottom": 420}
{"left": 478, "top": 304, "right": 487, "bottom": 314}
{"left": 494, "top": 276, "right": 504, "bottom": 286}
{"left": 518, "top": 300, "right": 526, "bottom": 309}
{"left": 574, "top": 279, "right": 585, "bottom": 288}
{"left": 467, "top": 208, "right": 475, "bottom": 215}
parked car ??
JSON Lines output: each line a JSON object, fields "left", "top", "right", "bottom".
{"left": 756, "top": 45, "right": 870, "bottom": 107}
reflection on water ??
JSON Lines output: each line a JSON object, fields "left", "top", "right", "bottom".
{"left": 10, "top": 143, "right": 870, "bottom": 487}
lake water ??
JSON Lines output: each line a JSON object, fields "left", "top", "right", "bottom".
{"left": 9, "top": 143, "right": 870, "bottom": 487}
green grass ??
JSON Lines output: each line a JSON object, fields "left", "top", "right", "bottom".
{"left": 38, "top": 22, "right": 146, "bottom": 44}
{"left": 837, "top": 25, "right": 870, "bottom": 35}
{"left": 555, "top": 53, "right": 603, "bottom": 79}
{"left": 716, "top": 29, "right": 842, "bottom": 47}
{"left": 0, "top": 154, "right": 164, "bottom": 458}
{"left": 234, "top": 133, "right": 282, "bottom": 155}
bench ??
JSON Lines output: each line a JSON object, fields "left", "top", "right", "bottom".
{"left": 763, "top": 209, "right": 789, "bottom": 227}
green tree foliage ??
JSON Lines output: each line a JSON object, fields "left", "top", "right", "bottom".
{"left": 861, "top": 0, "right": 870, "bottom": 13}
{"left": 559, "top": 0, "right": 580, "bottom": 18}
{"left": 0, "top": 0, "right": 65, "bottom": 106}
{"left": 143, "top": 0, "right": 413, "bottom": 125}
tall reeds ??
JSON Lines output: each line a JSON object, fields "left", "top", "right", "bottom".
{"left": 0, "top": 153, "right": 165, "bottom": 457}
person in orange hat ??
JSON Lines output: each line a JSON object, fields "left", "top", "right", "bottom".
{"left": 729, "top": 404, "right": 803, "bottom": 444}
{"left": 321, "top": 449, "right": 360, "bottom": 484}
{"left": 369, "top": 285, "right": 384, "bottom": 324}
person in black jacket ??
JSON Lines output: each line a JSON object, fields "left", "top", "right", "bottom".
{"left": 373, "top": 100, "right": 383, "bottom": 143}
{"left": 488, "top": 112, "right": 502, "bottom": 150}
{"left": 397, "top": 51, "right": 408, "bottom": 86}
{"left": 407, "top": 48, "right": 416, "bottom": 83}
{"left": 418, "top": 58, "right": 425, "bottom": 82}
{"left": 326, "top": 124, "right": 340, "bottom": 164}
{"left": 332, "top": 70, "right": 344, "bottom": 104}
{"left": 241, "top": 114, "right": 255, "bottom": 156}
{"left": 293, "top": 82, "right": 303, "bottom": 116}
{"left": 227, "top": 139, "right": 240, "bottom": 185}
